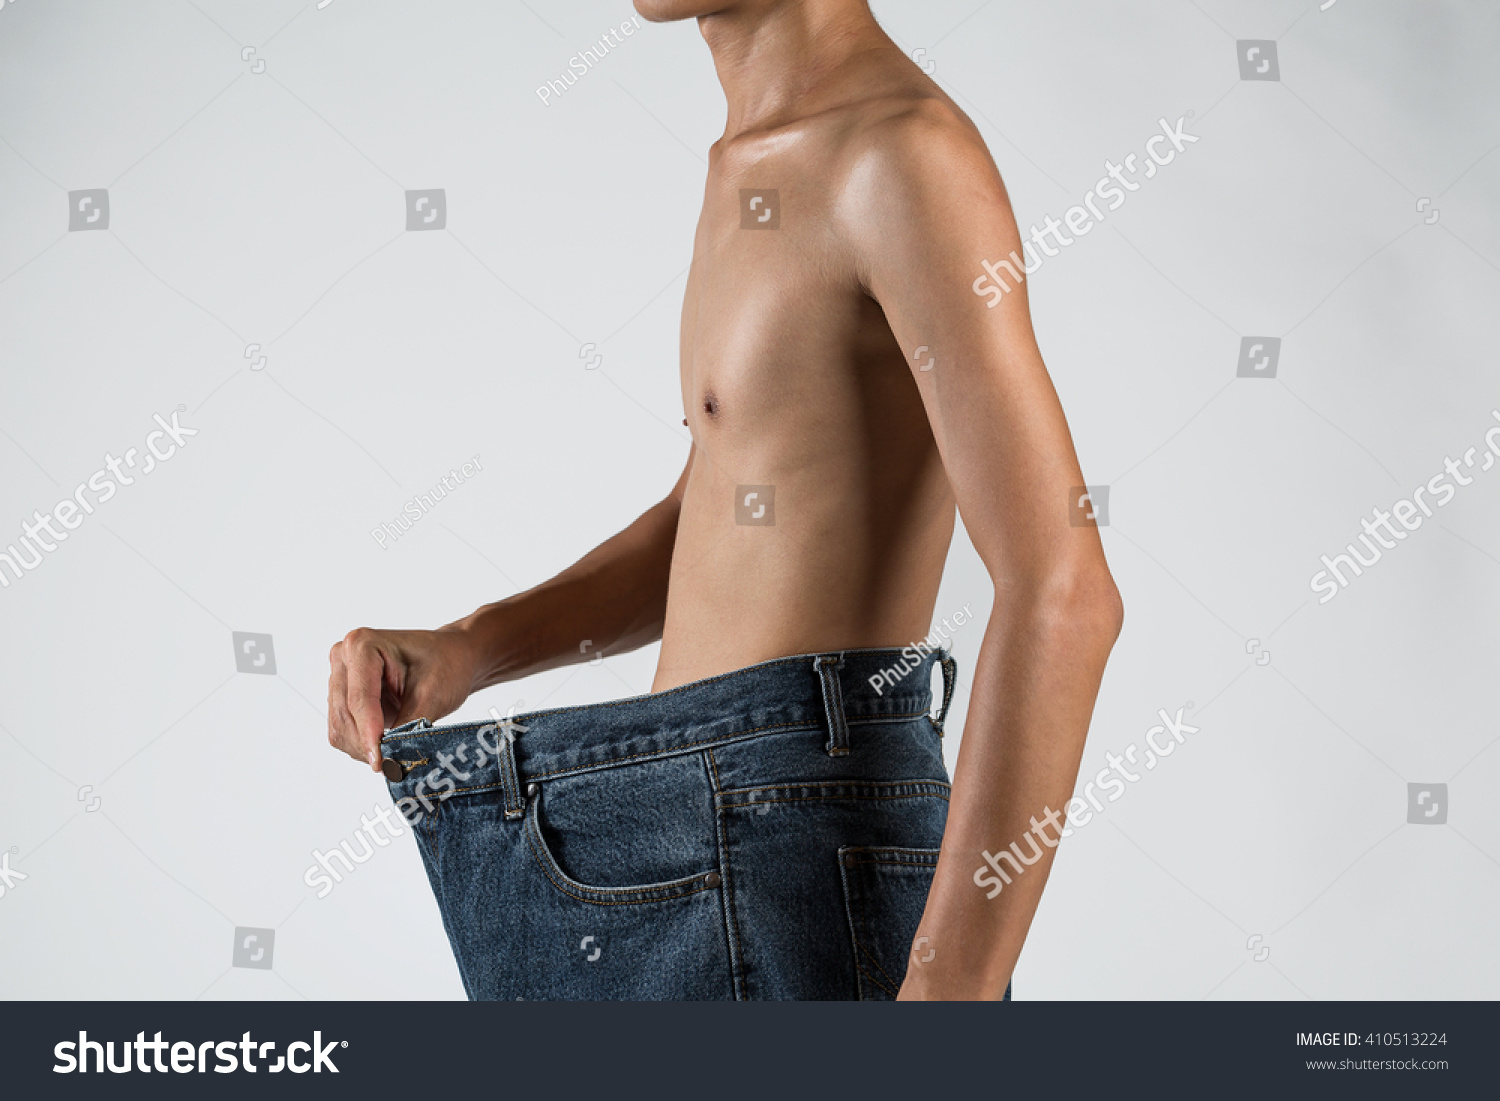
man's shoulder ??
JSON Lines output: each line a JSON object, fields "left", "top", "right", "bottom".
{"left": 825, "top": 90, "right": 1009, "bottom": 240}
{"left": 836, "top": 91, "right": 989, "bottom": 174}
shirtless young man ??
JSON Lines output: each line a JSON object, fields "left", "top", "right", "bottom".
{"left": 325, "top": 0, "right": 1122, "bottom": 1001}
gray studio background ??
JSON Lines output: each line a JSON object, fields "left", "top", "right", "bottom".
{"left": 2, "top": 0, "right": 1497, "bottom": 1000}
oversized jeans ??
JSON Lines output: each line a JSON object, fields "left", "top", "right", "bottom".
{"left": 380, "top": 647, "right": 1002, "bottom": 1000}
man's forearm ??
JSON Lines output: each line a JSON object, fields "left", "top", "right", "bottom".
{"left": 444, "top": 494, "right": 682, "bottom": 692}
{"left": 903, "top": 575, "right": 1122, "bottom": 998}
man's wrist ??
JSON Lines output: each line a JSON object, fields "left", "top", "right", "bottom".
{"left": 440, "top": 603, "right": 532, "bottom": 694}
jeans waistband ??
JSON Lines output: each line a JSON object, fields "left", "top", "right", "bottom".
{"left": 379, "top": 646, "right": 956, "bottom": 813}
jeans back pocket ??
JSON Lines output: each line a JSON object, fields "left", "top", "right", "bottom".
{"left": 838, "top": 846, "right": 939, "bottom": 1000}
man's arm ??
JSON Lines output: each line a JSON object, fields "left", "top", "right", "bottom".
{"left": 326, "top": 448, "right": 693, "bottom": 770}
{"left": 841, "top": 103, "right": 1124, "bottom": 998}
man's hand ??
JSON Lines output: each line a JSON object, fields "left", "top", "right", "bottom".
{"left": 323, "top": 457, "right": 690, "bottom": 773}
{"left": 326, "top": 627, "right": 479, "bottom": 771}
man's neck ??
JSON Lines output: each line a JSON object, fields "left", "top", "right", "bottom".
{"left": 699, "top": 0, "right": 889, "bottom": 139}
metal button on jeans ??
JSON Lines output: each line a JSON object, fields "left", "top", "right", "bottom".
{"left": 526, "top": 783, "right": 539, "bottom": 799}
{"left": 703, "top": 872, "right": 721, "bottom": 889}
{"left": 380, "top": 758, "right": 405, "bottom": 782}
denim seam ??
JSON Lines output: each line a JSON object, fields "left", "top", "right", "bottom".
{"left": 704, "top": 747, "right": 747, "bottom": 1001}
{"left": 425, "top": 804, "right": 440, "bottom": 888}
{"left": 723, "top": 780, "right": 951, "bottom": 796}
{"left": 378, "top": 700, "right": 933, "bottom": 747}
{"left": 838, "top": 854, "right": 869, "bottom": 999}
{"left": 379, "top": 710, "right": 927, "bottom": 771}
{"left": 385, "top": 714, "right": 936, "bottom": 803}
{"left": 839, "top": 847, "right": 943, "bottom": 869}
{"left": 381, "top": 708, "right": 930, "bottom": 759}
{"left": 840, "top": 845, "right": 939, "bottom": 999}
{"left": 518, "top": 711, "right": 929, "bottom": 780}
{"left": 720, "top": 780, "right": 952, "bottom": 804}
{"left": 855, "top": 936, "right": 902, "bottom": 997}
{"left": 521, "top": 798, "right": 715, "bottom": 906}
{"left": 855, "top": 956, "right": 898, "bottom": 1000}
{"left": 724, "top": 792, "right": 951, "bottom": 811}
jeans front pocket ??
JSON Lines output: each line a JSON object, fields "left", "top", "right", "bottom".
{"left": 527, "top": 750, "right": 720, "bottom": 903}
{"left": 838, "top": 846, "right": 940, "bottom": 1000}
{"left": 424, "top": 749, "right": 732, "bottom": 999}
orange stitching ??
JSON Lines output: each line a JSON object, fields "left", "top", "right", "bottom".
{"left": 705, "top": 747, "right": 746, "bottom": 999}
{"left": 856, "top": 936, "right": 902, "bottom": 994}
{"left": 522, "top": 714, "right": 927, "bottom": 779}
{"left": 724, "top": 791, "right": 950, "bottom": 809}
{"left": 854, "top": 955, "right": 897, "bottom": 999}
{"left": 841, "top": 846, "right": 943, "bottom": 865}
{"left": 381, "top": 708, "right": 928, "bottom": 761}
{"left": 387, "top": 713, "right": 936, "bottom": 807}
{"left": 717, "top": 786, "right": 948, "bottom": 804}
{"left": 845, "top": 855, "right": 940, "bottom": 867}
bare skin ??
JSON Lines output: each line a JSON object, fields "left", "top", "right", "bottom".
{"left": 327, "top": 0, "right": 1122, "bottom": 999}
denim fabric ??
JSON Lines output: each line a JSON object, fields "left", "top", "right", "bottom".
{"left": 381, "top": 647, "right": 1007, "bottom": 1001}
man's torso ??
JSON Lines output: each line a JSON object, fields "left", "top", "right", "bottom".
{"left": 653, "top": 59, "right": 970, "bottom": 690}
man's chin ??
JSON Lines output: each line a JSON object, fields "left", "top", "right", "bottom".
{"left": 633, "top": 0, "right": 732, "bottom": 23}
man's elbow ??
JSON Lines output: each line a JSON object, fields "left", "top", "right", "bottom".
{"left": 1004, "top": 557, "right": 1124, "bottom": 647}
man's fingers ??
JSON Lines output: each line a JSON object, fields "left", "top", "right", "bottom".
{"left": 326, "top": 654, "right": 363, "bottom": 762}
{"left": 343, "top": 632, "right": 391, "bottom": 770}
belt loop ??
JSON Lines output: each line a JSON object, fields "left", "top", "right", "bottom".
{"left": 813, "top": 653, "right": 849, "bottom": 757}
{"left": 934, "top": 650, "right": 957, "bottom": 735}
{"left": 487, "top": 719, "right": 527, "bottom": 820}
